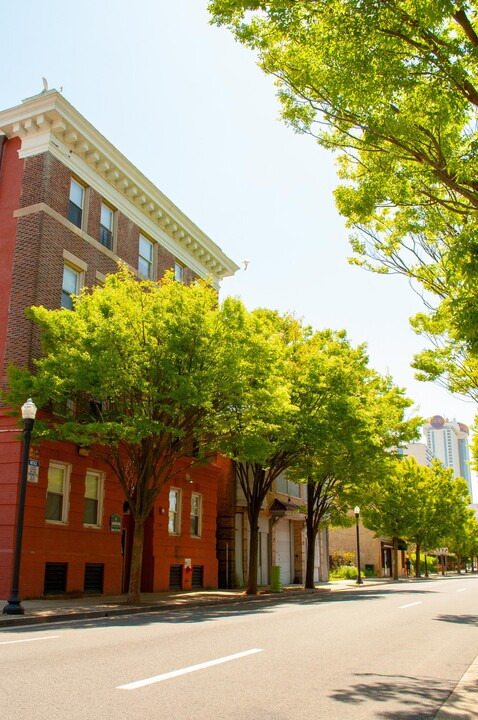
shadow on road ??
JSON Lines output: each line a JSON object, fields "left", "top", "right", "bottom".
{"left": 0, "top": 584, "right": 444, "bottom": 635}
{"left": 330, "top": 672, "right": 452, "bottom": 719}
{"left": 435, "top": 614, "right": 478, "bottom": 627}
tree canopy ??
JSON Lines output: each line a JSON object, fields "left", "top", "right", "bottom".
{"left": 217, "top": 313, "right": 420, "bottom": 593}
{"left": 286, "top": 329, "right": 420, "bottom": 586}
{"left": 209, "top": 1, "right": 478, "bottom": 410}
{"left": 7, "top": 266, "right": 245, "bottom": 603}
{"left": 361, "top": 456, "right": 471, "bottom": 577}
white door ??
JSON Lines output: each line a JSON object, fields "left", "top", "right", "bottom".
{"left": 257, "top": 517, "right": 269, "bottom": 586}
{"left": 235, "top": 513, "right": 244, "bottom": 587}
{"left": 275, "top": 519, "right": 292, "bottom": 585}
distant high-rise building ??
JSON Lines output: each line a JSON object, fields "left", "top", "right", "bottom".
{"left": 423, "top": 416, "right": 472, "bottom": 499}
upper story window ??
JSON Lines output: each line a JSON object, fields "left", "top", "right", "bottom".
{"left": 174, "top": 261, "right": 184, "bottom": 283}
{"left": 84, "top": 471, "right": 104, "bottom": 527}
{"left": 190, "top": 493, "right": 202, "bottom": 537}
{"left": 68, "top": 179, "right": 84, "bottom": 229}
{"left": 62, "top": 265, "right": 80, "bottom": 310}
{"left": 99, "top": 203, "right": 114, "bottom": 250}
{"left": 46, "top": 462, "right": 70, "bottom": 523}
{"left": 168, "top": 488, "right": 181, "bottom": 535}
{"left": 139, "top": 235, "right": 153, "bottom": 279}
{"left": 276, "top": 473, "right": 302, "bottom": 499}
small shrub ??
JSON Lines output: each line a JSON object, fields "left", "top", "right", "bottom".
{"left": 332, "top": 564, "right": 358, "bottom": 579}
{"left": 330, "top": 551, "right": 356, "bottom": 570}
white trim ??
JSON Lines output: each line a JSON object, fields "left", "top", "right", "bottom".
{"left": 83, "top": 469, "right": 105, "bottom": 528}
{"left": 63, "top": 249, "right": 88, "bottom": 272}
{"left": 190, "top": 492, "right": 202, "bottom": 538}
{"left": 46, "top": 461, "right": 71, "bottom": 524}
{"left": 168, "top": 487, "right": 182, "bottom": 536}
{"left": 0, "top": 91, "right": 239, "bottom": 287}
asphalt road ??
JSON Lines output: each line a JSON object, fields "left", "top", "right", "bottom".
{"left": 1, "top": 576, "right": 477, "bottom": 719}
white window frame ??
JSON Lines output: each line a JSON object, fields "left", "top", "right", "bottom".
{"left": 190, "top": 493, "right": 202, "bottom": 538}
{"left": 61, "top": 264, "right": 80, "bottom": 310}
{"left": 139, "top": 234, "right": 154, "bottom": 279}
{"left": 168, "top": 488, "right": 181, "bottom": 535}
{"left": 61, "top": 252, "right": 87, "bottom": 311}
{"left": 99, "top": 202, "right": 114, "bottom": 250}
{"left": 174, "top": 261, "right": 184, "bottom": 283}
{"left": 83, "top": 470, "right": 104, "bottom": 528}
{"left": 46, "top": 462, "right": 71, "bottom": 524}
{"left": 68, "top": 178, "right": 85, "bottom": 229}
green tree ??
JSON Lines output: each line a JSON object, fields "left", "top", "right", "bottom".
{"left": 209, "top": 1, "right": 478, "bottom": 401}
{"left": 362, "top": 456, "right": 470, "bottom": 578}
{"left": 7, "top": 267, "right": 243, "bottom": 604}
{"left": 216, "top": 309, "right": 304, "bottom": 595}
{"left": 287, "top": 331, "right": 420, "bottom": 587}
{"left": 445, "top": 504, "right": 477, "bottom": 572}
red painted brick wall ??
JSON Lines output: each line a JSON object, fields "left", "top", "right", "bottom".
{"left": 150, "top": 459, "right": 223, "bottom": 591}
{"left": 0, "top": 138, "right": 24, "bottom": 378}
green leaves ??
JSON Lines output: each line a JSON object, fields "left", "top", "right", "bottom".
{"left": 360, "top": 456, "right": 471, "bottom": 553}
{"left": 209, "top": 1, "right": 478, "bottom": 452}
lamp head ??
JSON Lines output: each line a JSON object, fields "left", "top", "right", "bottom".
{"left": 21, "top": 398, "right": 37, "bottom": 421}
{"left": 354, "top": 506, "right": 360, "bottom": 518}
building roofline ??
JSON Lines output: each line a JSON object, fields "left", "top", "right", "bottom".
{"left": 0, "top": 90, "right": 239, "bottom": 285}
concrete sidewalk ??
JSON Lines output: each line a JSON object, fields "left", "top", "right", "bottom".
{"left": 0, "top": 580, "right": 346, "bottom": 628}
{"left": 1, "top": 576, "right": 477, "bottom": 718}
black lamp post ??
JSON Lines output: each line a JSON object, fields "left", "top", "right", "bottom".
{"left": 3, "top": 398, "right": 37, "bottom": 615}
{"left": 354, "top": 505, "right": 363, "bottom": 585}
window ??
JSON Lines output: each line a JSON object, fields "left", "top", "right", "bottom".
{"left": 62, "top": 264, "right": 80, "bottom": 310}
{"left": 68, "top": 178, "right": 84, "bottom": 228}
{"left": 46, "top": 463, "right": 70, "bottom": 523}
{"left": 168, "top": 488, "right": 181, "bottom": 535}
{"left": 190, "top": 493, "right": 202, "bottom": 537}
{"left": 99, "top": 203, "right": 114, "bottom": 250}
{"left": 139, "top": 235, "right": 153, "bottom": 279}
{"left": 174, "top": 261, "right": 184, "bottom": 283}
{"left": 84, "top": 471, "right": 104, "bottom": 527}
{"left": 276, "top": 473, "right": 302, "bottom": 499}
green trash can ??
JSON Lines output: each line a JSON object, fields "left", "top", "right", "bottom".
{"left": 270, "top": 565, "right": 282, "bottom": 592}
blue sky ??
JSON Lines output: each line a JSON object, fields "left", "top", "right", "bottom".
{"left": 2, "top": 1, "right": 476, "bottom": 494}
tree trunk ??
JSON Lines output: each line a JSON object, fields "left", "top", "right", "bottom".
{"left": 127, "top": 516, "right": 145, "bottom": 605}
{"left": 246, "top": 507, "right": 260, "bottom": 595}
{"left": 457, "top": 554, "right": 462, "bottom": 573}
{"left": 415, "top": 544, "right": 421, "bottom": 577}
{"left": 392, "top": 537, "right": 399, "bottom": 581}
{"left": 304, "top": 481, "right": 318, "bottom": 588}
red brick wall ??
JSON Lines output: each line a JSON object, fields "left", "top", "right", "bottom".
{"left": 150, "top": 458, "right": 223, "bottom": 591}
{"left": 0, "top": 426, "right": 126, "bottom": 599}
{"left": 0, "top": 138, "right": 24, "bottom": 378}
{"left": 0, "top": 411, "right": 23, "bottom": 598}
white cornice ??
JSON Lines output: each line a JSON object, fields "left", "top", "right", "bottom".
{"left": 0, "top": 90, "right": 239, "bottom": 287}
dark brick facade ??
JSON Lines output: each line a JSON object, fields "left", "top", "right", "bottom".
{"left": 2, "top": 146, "right": 195, "bottom": 380}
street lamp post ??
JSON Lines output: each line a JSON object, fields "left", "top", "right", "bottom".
{"left": 3, "top": 399, "right": 37, "bottom": 615}
{"left": 354, "top": 506, "right": 364, "bottom": 585}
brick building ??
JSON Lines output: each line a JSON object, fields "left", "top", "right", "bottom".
{"left": 0, "top": 89, "right": 238, "bottom": 599}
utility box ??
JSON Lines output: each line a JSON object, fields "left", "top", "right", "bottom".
{"left": 270, "top": 565, "right": 282, "bottom": 592}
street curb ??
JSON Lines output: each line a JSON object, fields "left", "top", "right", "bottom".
{"left": 0, "top": 588, "right": 322, "bottom": 629}
{"left": 0, "top": 576, "right": 460, "bottom": 630}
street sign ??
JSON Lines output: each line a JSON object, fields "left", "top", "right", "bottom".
{"left": 110, "top": 514, "right": 122, "bottom": 533}
{"left": 27, "top": 458, "right": 40, "bottom": 483}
